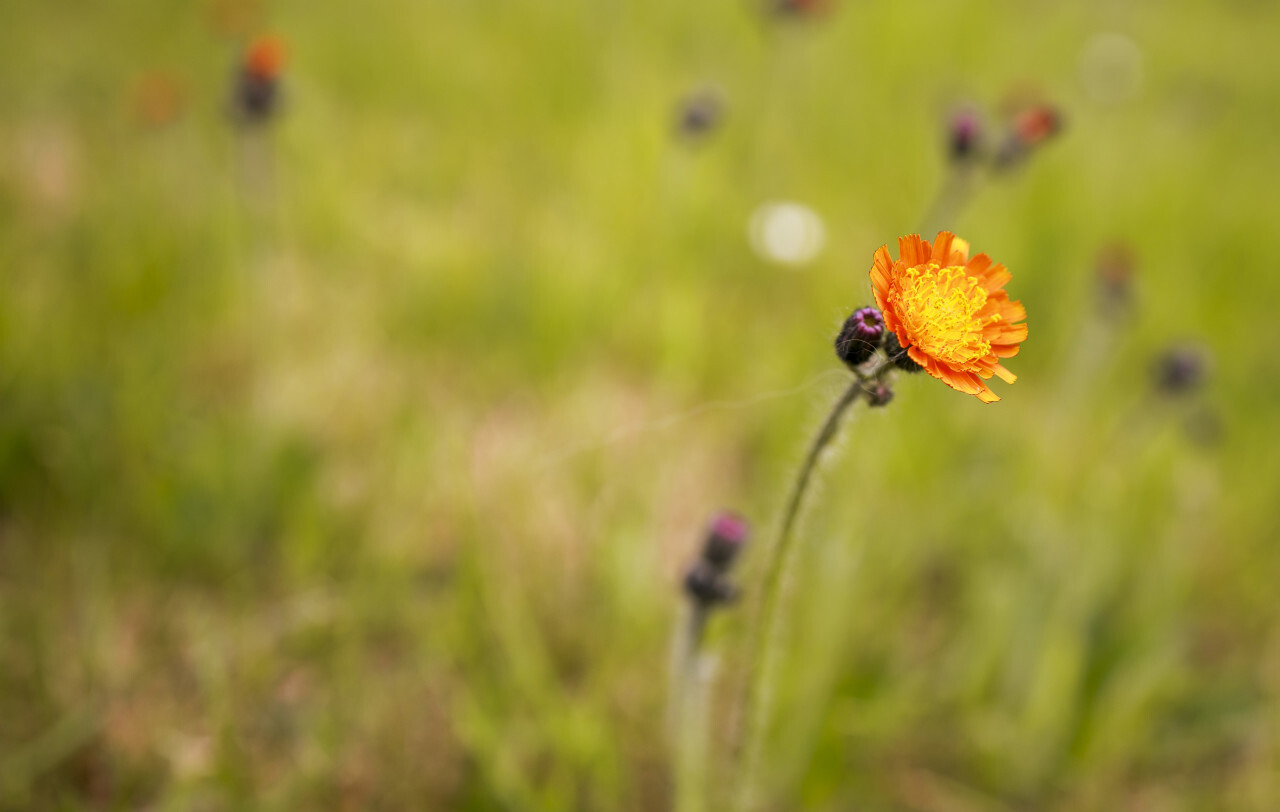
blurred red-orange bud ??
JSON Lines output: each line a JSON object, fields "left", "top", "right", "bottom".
{"left": 245, "top": 35, "right": 286, "bottom": 81}
{"left": 1013, "top": 105, "right": 1061, "bottom": 147}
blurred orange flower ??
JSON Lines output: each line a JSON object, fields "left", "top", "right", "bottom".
{"left": 131, "top": 71, "right": 185, "bottom": 128}
{"left": 245, "top": 35, "right": 286, "bottom": 81}
{"left": 1013, "top": 105, "right": 1061, "bottom": 147}
{"left": 871, "top": 232, "right": 1027, "bottom": 403}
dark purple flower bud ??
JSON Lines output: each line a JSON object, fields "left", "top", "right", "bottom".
{"left": 883, "top": 332, "right": 924, "bottom": 372}
{"left": 865, "top": 382, "right": 894, "bottom": 407}
{"left": 1154, "top": 344, "right": 1209, "bottom": 395}
{"left": 769, "top": 0, "right": 833, "bottom": 18}
{"left": 702, "top": 512, "right": 749, "bottom": 569}
{"left": 675, "top": 87, "right": 725, "bottom": 140}
{"left": 835, "top": 307, "right": 884, "bottom": 368}
{"left": 231, "top": 37, "right": 285, "bottom": 126}
{"left": 948, "top": 108, "right": 982, "bottom": 163}
{"left": 683, "top": 512, "right": 749, "bottom": 609}
{"left": 233, "top": 74, "right": 280, "bottom": 124}
{"left": 684, "top": 564, "right": 739, "bottom": 606}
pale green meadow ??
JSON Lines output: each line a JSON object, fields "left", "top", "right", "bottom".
{"left": 3, "top": 1, "right": 1280, "bottom": 809}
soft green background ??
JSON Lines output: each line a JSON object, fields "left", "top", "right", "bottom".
{"left": 3, "top": 0, "right": 1279, "bottom": 808}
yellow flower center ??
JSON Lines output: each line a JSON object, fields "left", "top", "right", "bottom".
{"left": 891, "top": 263, "right": 999, "bottom": 365}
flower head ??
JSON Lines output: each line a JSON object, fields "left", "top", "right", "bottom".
{"left": 1013, "top": 105, "right": 1062, "bottom": 147}
{"left": 870, "top": 232, "right": 1027, "bottom": 403}
{"left": 684, "top": 511, "right": 751, "bottom": 609}
{"left": 1153, "top": 344, "right": 1209, "bottom": 396}
{"left": 244, "top": 35, "right": 286, "bottom": 82}
{"left": 865, "top": 381, "right": 894, "bottom": 407}
{"left": 232, "top": 36, "right": 286, "bottom": 125}
{"left": 947, "top": 107, "right": 983, "bottom": 164}
{"left": 770, "top": 0, "right": 834, "bottom": 18}
{"left": 994, "top": 103, "right": 1063, "bottom": 169}
{"left": 675, "top": 85, "right": 725, "bottom": 140}
{"left": 702, "top": 512, "right": 750, "bottom": 568}
{"left": 834, "top": 306, "right": 884, "bottom": 368}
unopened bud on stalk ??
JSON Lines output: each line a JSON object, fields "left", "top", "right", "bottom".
{"left": 865, "top": 382, "right": 894, "bottom": 407}
{"left": 994, "top": 104, "right": 1063, "bottom": 170}
{"left": 883, "top": 332, "right": 924, "bottom": 373}
{"left": 702, "top": 512, "right": 749, "bottom": 568}
{"left": 1154, "top": 344, "right": 1209, "bottom": 396}
{"left": 683, "top": 512, "right": 750, "bottom": 609}
{"left": 684, "top": 566, "right": 739, "bottom": 605}
{"left": 675, "top": 86, "right": 725, "bottom": 140}
{"left": 769, "top": 0, "right": 833, "bottom": 18}
{"left": 948, "top": 108, "right": 982, "bottom": 164}
{"left": 834, "top": 307, "right": 884, "bottom": 368}
{"left": 1014, "top": 105, "right": 1062, "bottom": 146}
{"left": 231, "top": 35, "right": 286, "bottom": 125}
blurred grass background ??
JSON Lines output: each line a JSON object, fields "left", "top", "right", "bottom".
{"left": 3, "top": 0, "right": 1280, "bottom": 808}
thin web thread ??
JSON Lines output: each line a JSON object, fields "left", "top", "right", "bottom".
{"left": 534, "top": 369, "right": 848, "bottom": 472}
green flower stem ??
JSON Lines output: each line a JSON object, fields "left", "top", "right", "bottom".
{"left": 734, "top": 359, "right": 888, "bottom": 811}
{"left": 920, "top": 165, "right": 977, "bottom": 239}
{"left": 672, "top": 603, "right": 713, "bottom": 812}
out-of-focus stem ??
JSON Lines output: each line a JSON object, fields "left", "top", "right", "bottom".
{"left": 919, "top": 165, "right": 978, "bottom": 239}
{"left": 734, "top": 359, "right": 887, "bottom": 811}
{"left": 672, "top": 604, "right": 712, "bottom": 812}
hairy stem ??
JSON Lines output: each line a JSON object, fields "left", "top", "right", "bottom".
{"left": 734, "top": 364, "right": 884, "bottom": 811}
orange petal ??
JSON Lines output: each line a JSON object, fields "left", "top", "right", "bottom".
{"left": 932, "top": 231, "right": 970, "bottom": 266}
{"left": 875, "top": 299, "right": 896, "bottom": 333}
{"left": 874, "top": 285, "right": 896, "bottom": 327}
{"left": 987, "top": 322, "right": 1028, "bottom": 343}
{"left": 965, "top": 253, "right": 992, "bottom": 276}
{"left": 906, "top": 345, "right": 933, "bottom": 371}
{"left": 999, "top": 299, "right": 1027, "bottom": 323}
{"left": 898, "top": 234, "right": 928, "bottom": 267}
{"left": 977, "top": 299, "right": 1006, "bottom": 321}
{"left": 883, "top": 312, "right": 905, "bottom": 338}
{"left": 990, "top": 363, "right": 1017, "bottom": 384}
{"left": 941, "top": 364, "right": 1000, "bottom": 403}
{"left": 939, "top": 365, "right": 982, "bottom": 395}
{"left": 972, "top": 257, "right": 1011, "bottom": 293}
{"left": 870, "top": 246, "right": 894, "bottom": 295}
{"left": 932, "top": 231, "right": 956, "bottom": 264}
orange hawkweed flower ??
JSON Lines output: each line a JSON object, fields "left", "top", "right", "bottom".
{"left": 245, "top": 35, "right": 286, "bottom": 81}
{"left": 1013, "top": 105, "right": 1061, "bottom": 147}
{"left": 870, "top": 232, "right": 1027, "bottom": 403}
